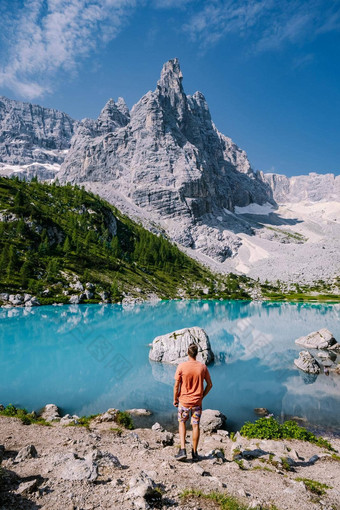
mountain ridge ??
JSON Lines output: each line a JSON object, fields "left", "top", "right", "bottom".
{"left": 0, "top": 59, "right": 339, "bottom": 283}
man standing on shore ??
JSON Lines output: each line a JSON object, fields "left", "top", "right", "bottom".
{"left": 173, "top": 343, "right": 213, "bottom": 461}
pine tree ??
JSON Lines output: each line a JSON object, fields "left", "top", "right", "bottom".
{"left": 20, "top": 260, "right": 31, "bottom": 287}
{"left": 7, "top": 245, "right": 19, "bottom": 278}
{"left": 63, "top": 236, "right": 71, "bottom": 254}
{"left": 0, "top": 243, "right": 9, "bottom": 273}
{"left": 46, "top": 258, "right": 59, "bottom": 281}
{"left": 110, "top": 236, "right": 120, "bottom": 258}
{"left": 14, "top": 189, "right": 25, "bottom": 208}
{"left": 16, "top": 218, "right": 26, "bottom": 236}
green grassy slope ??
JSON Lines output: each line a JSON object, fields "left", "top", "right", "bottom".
{"left": 0, "top": 177, "right": 250, "bottom": 304}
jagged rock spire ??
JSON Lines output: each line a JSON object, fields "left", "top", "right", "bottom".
{"left": 157, "top": 58, "right": 184, "bottom": 95}
{"left": 116, "top": 97, "right": 130, "bottom": 117}
{"left": 156, "top": 58, "right": 187, "bottom": 125}
{"left": 97, "top": 97, "right": 129, "bottom": 133}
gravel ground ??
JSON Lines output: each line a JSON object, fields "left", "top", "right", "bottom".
{"left": 1, "top": 416, "right": 339, "bottom": 510}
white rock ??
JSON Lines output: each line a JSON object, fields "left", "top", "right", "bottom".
{"left": 94, "top": 408, "right": 118, "bottom": 423}
{"left": 294, "top": 351, "right": 321, "bottom": 374}
{"left": 151, "top": 422, "right": 164, "bottom": 432}
{"left": 200, "top": 409, "right": 226, "bottom": 432}
{"left": 149, "top": 326, "right": 214, "bottom": 365}
{"left": 126, "top": 471, "right": 161, "bottom": 509}
{"left": 69, "top": 295, "right": 81, "bottom": 304}
{"left": 14, "top": 444, "right": 37, "bottom": 463}
{"left": 126, "top": 408, "right": 152, "bottom": 416}
{"left": 16, "top": 479, "right": 38, "bottom": 496}
{"left": 295, "top": 328, "right": 336, "bottom": 349}
{"left": 40, "top": 403, "right": 60, "bottom": 422}
{"left": 57, "top": 453, "right": 98, "bottom": 481}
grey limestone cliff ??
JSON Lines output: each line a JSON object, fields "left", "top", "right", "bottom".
{"left": 259, "top": 171, "right": 340, "bottom": 203}
{"left": 58, "top": 59, "right": 274, "bottom": 261}
{"left": 0, "top": 96, "right": 77, "bottom": 165}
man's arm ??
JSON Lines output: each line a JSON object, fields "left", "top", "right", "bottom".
{"left": 173, "top": 380, "right": 181, "bottom": 406}
{"left": 202, "top": 370, "right": 213, "bottom": 399}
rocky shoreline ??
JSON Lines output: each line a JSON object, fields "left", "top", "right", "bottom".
{"left": 1, "top": 405, "right": 339, "bottom": 510}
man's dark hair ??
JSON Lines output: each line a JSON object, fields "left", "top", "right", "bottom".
{"left": 188, "top": 343, "right": 198, "bottom": 358}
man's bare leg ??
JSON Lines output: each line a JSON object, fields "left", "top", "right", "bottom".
{"left": 192, "top": 424, "right": 200, "bottom": 453}
{"left": 179, "top": 421, "right": 186, "bottom": 449}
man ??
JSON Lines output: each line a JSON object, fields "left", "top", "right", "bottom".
{"left": 173, "top": 343, "right": 213, "bottom": 461}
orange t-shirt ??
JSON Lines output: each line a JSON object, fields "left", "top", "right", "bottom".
{"left": 174, "top": 359, "right": 211, "bottom": 407}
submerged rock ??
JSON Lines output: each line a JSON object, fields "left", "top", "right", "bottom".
{"left": 254, "top": 408, "right": 270, "bottom": 416}
{"left": 294, "top": 351, "right": 321, "bottom": 374}
{"left": 149, "top": 326, "right": 214, "bottom": 365}
{"left": 126, "top": 409, "right": 152, "bottom": 416}
{"left": 295, "top": 328, "right": 336, "bottom": 349}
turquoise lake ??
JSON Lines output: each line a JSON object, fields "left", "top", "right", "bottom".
{"left": 1, "top": 300, "right": 339, "bottom": 433}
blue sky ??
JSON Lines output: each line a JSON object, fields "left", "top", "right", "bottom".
{"left": 0, "top": 0, "right": 339, "bottom": 177}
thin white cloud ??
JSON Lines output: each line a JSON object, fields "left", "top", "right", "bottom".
{"left": 182, "top": 0, "right": 340, "bottom": 53}
{"left": 152, "top": 0, "right": 194, "bottom": 8}
{"left": 0, "top": 0, "right": 136, "bottom": 99}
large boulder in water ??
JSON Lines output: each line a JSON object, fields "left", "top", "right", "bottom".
{"left": 295, "top": 328, "right": 336, "bottom": 349}
{"left": 294, "top": 351, "right": 321, "bottom": 374}
{"left": 149, "top": 326, "right": 214, "bottom": 365}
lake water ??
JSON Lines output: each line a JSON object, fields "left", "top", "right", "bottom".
{"left": 1, "top": 300, "right": 340, "bottom": 433}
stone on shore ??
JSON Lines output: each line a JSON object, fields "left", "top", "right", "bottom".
{"left": 60, "top": 414, "right": 79, "bottom": 426}
{"left": 40, "top": 404, "right": 60, "bottom": 422}
{"left": 14, "top": 444, "right": 37, "bottom": 463}
{"left": 200, "top": 409, "right": 226, "bottom": 432}
{"left": 126, "top": 471, "right": 162, "bottom": 509}
{"left": 295, "top": 328, "right": 336, "bottom": 349}
{"left": 294, "top": 351, "right": 321, "bottom": 374}
{"left": 149, "top": 326, "right": 214, "bottom": 365}
{"left": 58, "top": 452, "right": 98, "bottom": 481}
{"left": 126, "top": 409, "right": 152, "bottom": 416}
{"left": 16, "top": 479, "right": 39, "bottom": 496}
{"left": 94, "top": 408, "right": 118, "bottom": 423}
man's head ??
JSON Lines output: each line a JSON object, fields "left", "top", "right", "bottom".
{"left": 188, "top": 343, "right": 198, "bottom": 359}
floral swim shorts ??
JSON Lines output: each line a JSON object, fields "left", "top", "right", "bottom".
{"left": 178, "top": 404, "right": 202, "bottom": 425}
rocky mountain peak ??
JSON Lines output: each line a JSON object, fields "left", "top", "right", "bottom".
{"left": 97, "top": 97, "right": 129, "bottom": 133}
{"left": 0, "top": 95, "right": 76, "bottom": 167}
{"left": 156, "top": 58, "right": 187, "bottom": 125}
{"left": 116, "top": 97, "right": 130, "bottom": 117}
{"left": 157, "top": 58, "right": 183, "bottom": 93}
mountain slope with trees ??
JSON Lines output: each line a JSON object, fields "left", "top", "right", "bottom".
{"left": 0, "top": 177, "right": 250, "bottom": 304}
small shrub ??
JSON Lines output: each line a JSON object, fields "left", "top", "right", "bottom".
{"left": 180, "top": 489, "right": 249, "bottom": 510}
{"left": 116, "top": 411, "right": 134, "bottom": 430}
{"left": 234, "top": 459, "right": 245, "bottom": 470}
{"left": 280, "top": 457, "right": 293, "bottom": 472}
{"left": 0, "top": 405, "right": 50, "bottom": 426}
{"left": 295, "top": 478, "right": 332, "bottom": 496}
{"left": 1, "top": 404, "right": 17, "bottom": 416}
{"left": 72, "top": 414, "right": 99, "bottom": 428}
{"left": 240, "top": 417, "right": 335, "bottom": 451}
{"left": 110, "top": 427, "right": 123, "bottom": 436}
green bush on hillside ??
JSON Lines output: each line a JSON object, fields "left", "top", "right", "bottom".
{"left": 240, "top": 417, "right": 335, "bottom": 451}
